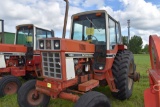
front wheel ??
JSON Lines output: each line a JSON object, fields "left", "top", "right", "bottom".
{"left": 17, "top": 80, "right": 50, "bottom": 107}
{"left": 74, "top": 91, "right": 111, "bottom": 107}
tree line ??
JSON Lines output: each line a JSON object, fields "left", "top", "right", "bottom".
{"left": 122, "top": 35, "right": 149, "bottom": 54}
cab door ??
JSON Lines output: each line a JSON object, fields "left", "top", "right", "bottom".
{"left": 108, "top": 16, "right": 121, "bottom": 50}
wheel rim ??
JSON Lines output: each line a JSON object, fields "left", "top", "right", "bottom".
{"left": 27, "top": 89, "right": 44, "bottom": 106}
{"left": 128, "top": 63, "right": 133, "bottom": 90}
{"left": 4, "top": 82, "right": 18, "bottom": 95}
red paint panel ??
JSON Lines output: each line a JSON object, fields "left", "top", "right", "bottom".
{"left": 11, "top": 67, "right": 25, "bottom": 76}
{"left": 0, "top": 44, "right": 27, "bottom": 52}
{"left": 78, "top": 79, "right": 99, "bottom": 92}
{"left": 144, "top": 88, "right": 157, "bottom": 107}
{"left": 144, "top": 35, "right": 160, "bottom": 107}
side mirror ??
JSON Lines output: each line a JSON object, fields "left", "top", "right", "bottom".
{"left": 51, "top": 30, "right": 54, "bottom": 37}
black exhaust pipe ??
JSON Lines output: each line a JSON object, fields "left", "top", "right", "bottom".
{"left": 62, "top": 0, "right": 69, "bottom": 38}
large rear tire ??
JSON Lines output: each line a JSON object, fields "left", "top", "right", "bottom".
{"left": 17, "top": 80, "right": 50, "bottom": 107}
{"left": 0, "top": 75, "right": 21, "bottom": 97}
{"left": 74, "top": 91, "right": 111, "bottom": 107}
{"left": 111, "top": 50, "right": 135, "bottom": 100}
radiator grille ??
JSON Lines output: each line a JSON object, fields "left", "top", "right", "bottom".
{"left": 42, "top": 52, "right": 62, "bottom": 79}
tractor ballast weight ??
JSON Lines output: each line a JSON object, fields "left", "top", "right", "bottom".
{"left": 17, "top": 0, "right": 140, "bottom": 107}
{"left": 144, "top": 35, "right": 160, "bottom": 107}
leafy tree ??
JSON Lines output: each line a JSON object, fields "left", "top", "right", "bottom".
{"left": 122, "top": 36, "right": 128, "bottom": 46}
{"left": 142, "top": 44, "right": 149, "bottom": 54}
{"left": 128, "top": 35, "right": 143, "bottom": 54}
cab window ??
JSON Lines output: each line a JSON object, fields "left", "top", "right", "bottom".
{"left": 16, "top": 26, "right": 33, "bottom": 47}
{"left": 36, "top": 28, "right": 52, "bottom": 49}
{"left": 109, "top": 17, "right": 116, "bottom": 49}
{"left": 116, "top": 23, "right": 121, "bottom": 44}
{"left": 71, "top": 13, "right": 106, "bottom": 45}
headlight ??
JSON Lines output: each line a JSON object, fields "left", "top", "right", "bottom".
{"left": 55, "top": 42, "right": 59, "bottom": 48}
{"left": 39, "top": 40, "right": 44, "bottom": 49}
{"left": 99, "top": 65, "right": 104, "bottom": 70}
{"left": 40, "top": 43, "right": 44, "bottom": 48}
{"left": 54, "top": 40, "right": 60, "bottom": 49}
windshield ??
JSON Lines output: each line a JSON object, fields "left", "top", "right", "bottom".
{"left": 16, "top": 26, "right": 33, "bottom": 47}
{"left": 36, "top": 28, "right": 52, "bottom": 49}
{"left": 71, "top": 13, "right": 106, "bottom": 45}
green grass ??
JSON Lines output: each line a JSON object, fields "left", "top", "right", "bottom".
{"left": 0, "top": 54, "right": 150, "bottom": 107}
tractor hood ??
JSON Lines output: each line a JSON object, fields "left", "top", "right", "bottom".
{"left": 0, "top": 44, "right": 27, "bottom": 54}
{"left": 38, "top": 37, "right": 95, "bottom": 53}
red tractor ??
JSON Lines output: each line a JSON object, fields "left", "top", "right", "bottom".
{"left": 144, "top": 35, "right": 160, "bottom": 107}
{"left": 17, "top": 0, "right": 140, "bottom": 107}
{"left": 0, "top": 24, "right": 54, "bottom": 97}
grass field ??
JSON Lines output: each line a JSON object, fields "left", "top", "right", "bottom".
{"left": 0, "top": 54, "right": 150, "bottom": 107}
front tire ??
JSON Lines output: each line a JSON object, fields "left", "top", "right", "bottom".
{"left": 111, "top": 50, "right": 135, "bottom": 100}
{"left": 74, "top": 91, "right": 111, "bottom": 107}
{"left": 17, "top": 80, "right": 50, "bottom": 107}
{"left": 0, "top": 75, "right": 21, "bottom": 97}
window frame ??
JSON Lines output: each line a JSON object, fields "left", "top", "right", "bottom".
{"left": 15, "top": 26, "right": 34, "bottom": 47}
{"left": 108, "top": 15, "right": 121, "bottom": 49}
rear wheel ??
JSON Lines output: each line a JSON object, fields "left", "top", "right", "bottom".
{"left": 111, "top": 50, "right": 135, "bottom": 100}
{"left": 74, "top": 91, "right": 111, "bottom": 107}
{"left": 0, "top": 75, "right": 21, "bottom": 97}
{"left": 17, "top": 80, "right": 50, "bottom": 107}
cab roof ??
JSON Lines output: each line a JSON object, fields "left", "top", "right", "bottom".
{"left": 16, "top": 24, "right": 51, "bottom": 31}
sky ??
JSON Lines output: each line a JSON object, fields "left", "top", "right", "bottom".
{"left": 0, "top": 0, "right": 160, "bottom": 46}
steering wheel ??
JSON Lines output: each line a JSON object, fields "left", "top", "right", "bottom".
{"left": 85, "top": 35, "right": 98, "bottom": 43}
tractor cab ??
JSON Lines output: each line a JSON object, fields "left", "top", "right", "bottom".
{"left": 15, "top": 24, "right": 54, "bottom": 50}
{"left": 71, "top": 10, "right": 122, "bottom": 50}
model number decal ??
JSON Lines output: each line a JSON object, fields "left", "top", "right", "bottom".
{"left": 47, "top": 83, "right": 51, "bottom": 88}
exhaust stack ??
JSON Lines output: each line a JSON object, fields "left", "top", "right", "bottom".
{"left": 62, "top": 0, "right": 69, "bottom": 38}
